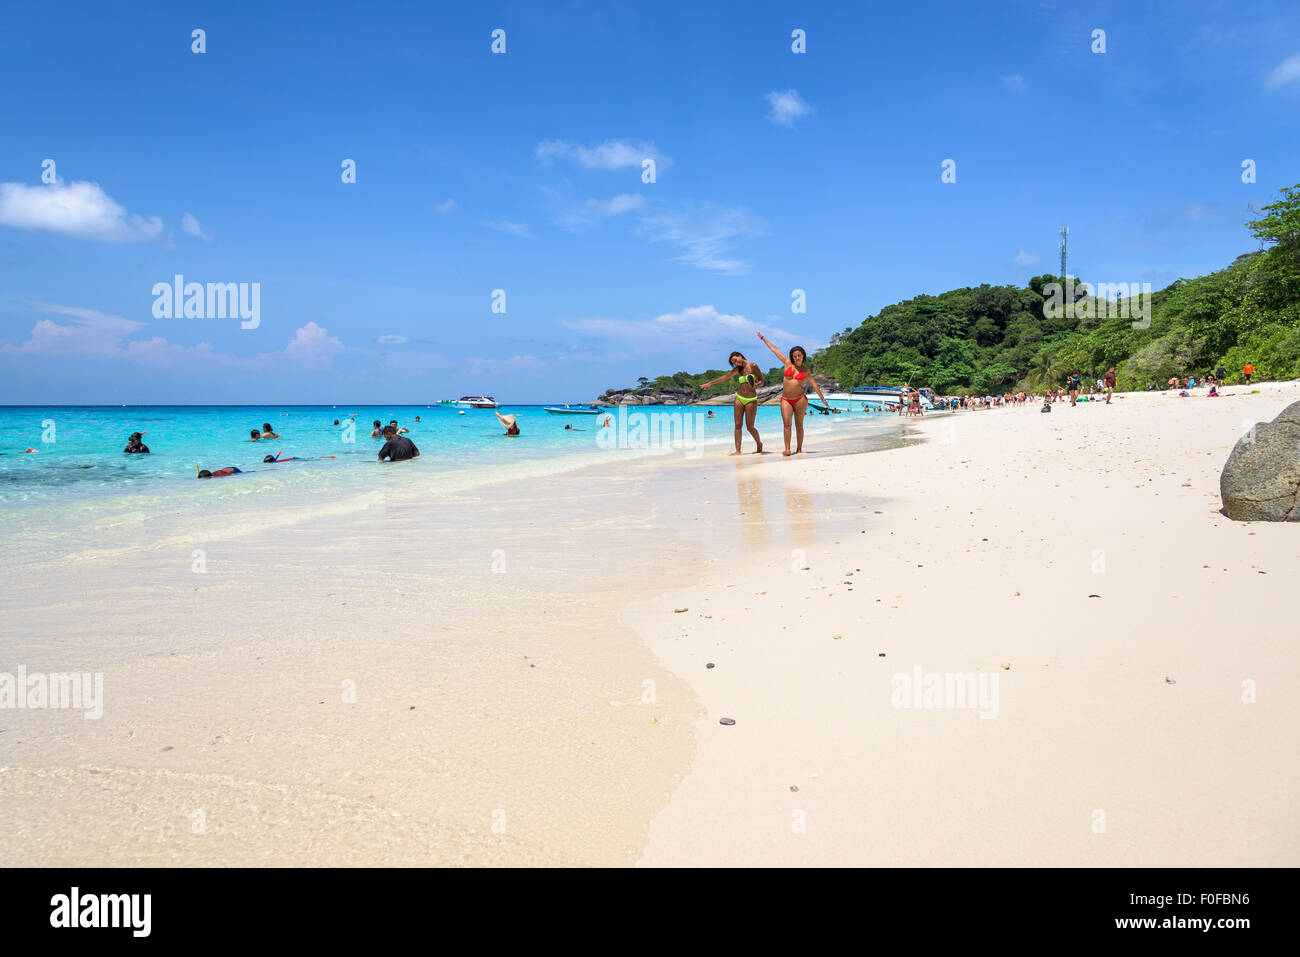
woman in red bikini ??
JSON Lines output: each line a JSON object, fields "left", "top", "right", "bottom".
{"left": 755, "top": 331, "right": 828, "bottom": 456}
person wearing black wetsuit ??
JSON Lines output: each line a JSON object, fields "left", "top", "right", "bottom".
{"left": 124, "top": 432, "right": 150, "bottom": 453}
{"left": 377, "top": 427, "right": 419, "bottom": 461}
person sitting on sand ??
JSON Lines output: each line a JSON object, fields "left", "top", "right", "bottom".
{"left": 700, "top": 351, "right": 765, "bottom": 455}
{"left": 260, "top": 422, "right": 280, "bottom": 439}
{"left": 196, "top": 466, "right": 243, "bottom": 478}
{"left": 123, "top": 432, "right": 150, "bottom": 454}
{"left": 1208, "top": 386, "right": 1219, "bottom": 397}
{"left": 493, "top": 412, "right": 520, "bottom": 436}
{"left": 377, "top": 426, "right": 420, "bottom": 461}
{"left": 755, "top": 332, "right": 828, "bottom": 456}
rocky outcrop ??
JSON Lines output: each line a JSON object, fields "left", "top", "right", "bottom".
{"left": 696, "top": 384, "right": 783, "bottom": 406}
{"left": 597, "top": 374, "right": 840, "bottom": 407}
{"left": 596, "top": 386, "right": 698, "bottom": 406}
{"left": 1220, "top": 400, "right": 1300, "bottom": 522}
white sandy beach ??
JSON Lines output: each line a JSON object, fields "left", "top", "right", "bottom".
{"left": 2, "top": 384, "right": 1297, "bottom": 866}
{"left": 634, "top": 382, "right": 1300, "bottom": 866}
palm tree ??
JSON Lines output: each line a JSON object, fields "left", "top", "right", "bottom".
{"left": 1025, "top": 351, "right": 1069, "bottom": 389}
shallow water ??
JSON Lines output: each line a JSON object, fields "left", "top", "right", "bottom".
{"left": 0, "top": 403, "right": 897, "bottom": 562}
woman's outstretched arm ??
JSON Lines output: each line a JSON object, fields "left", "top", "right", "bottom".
{"left": 756, "top": 331, "right": 789, "bottom": 367}
{"left": 700, "top": 369, "right": 738, "bottom": 389}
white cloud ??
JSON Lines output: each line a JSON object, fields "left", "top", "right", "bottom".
{"left": 0, "top": 180, "right": 163, "bottom": 242}
{"left": 282, "top": 322, "right": 343, "bottom": 368}
{"left": 3, "top": 305, "right": 144, "bottom": 357}
{"left": 484, "top": 219, "right": 533, "bottom": 238}
{"left": 589, "top": 193, "right": 644, "bottom": 216}
{"left": 377, "top": 334, "right": 408, "bottom": 344}
{"left": 181, "top": 212, "right": 210, "bottom": 239}
{"left": 3, "top": 303, "right": 343, "bottom": 370}
{"left": 435, "top": 198, "right": 457, "bottom": 214}
{"left": 765, "top": 89, "right": 813, "bottom": 127}
{"left": 1002, "top": 73, "right": 1026, "bottom": 92}
{"left": 535, "top": 139, "right": 666, "bottom": 169}
{"left": 1012, "top": 250, "right": 1042, "bottom": 267}
{"left": 564, "top": 305, "right": 801, "bottom": 350}
{"left": 556, "top": 193, "right": 646, "bottom": 232}
{"left": 637, "top": 204, "right": 763, "bottom": 274}
{"left": 1265, "top": 52, "right": 1300, "bottom": 88}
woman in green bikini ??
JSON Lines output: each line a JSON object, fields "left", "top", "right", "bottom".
{"left": 701, "top": 351, "right": 765, "bottom": 455}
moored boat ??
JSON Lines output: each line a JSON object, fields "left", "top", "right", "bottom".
{"left": 821, "top": 386, "right": 939, "bottom": 411}
{"left": 449, "top": 395, "right": 500, "bottom": 409}
{"left": 543, "top": 404, "right": 605, "bottom": 415}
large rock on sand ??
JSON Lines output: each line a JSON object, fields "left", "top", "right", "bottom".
{"left": 1220, "top": 400, "right": 1300, "bottom": 522}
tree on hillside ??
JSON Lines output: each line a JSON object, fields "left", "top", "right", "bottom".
{"left": 1248, "top": 184, "right": 1300, "bottom": 261}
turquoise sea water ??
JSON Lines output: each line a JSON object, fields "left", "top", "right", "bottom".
{"left": 0, "top": 403, "right": 882, "bottom": 563}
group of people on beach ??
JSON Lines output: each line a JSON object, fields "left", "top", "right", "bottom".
{"left": 700, "top": 331, "right": 829, "bottom": 456}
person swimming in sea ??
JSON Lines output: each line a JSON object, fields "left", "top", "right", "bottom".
{"left": 263, "top": 451, "right": 338, "bottom": 462}
{"left": 260, "top": 422, "right": 280, "bottom": 439}
{"left": 700, "top": 351, "right": 765, "bottom": 455}
{"left": 196, "top": 466, "right": 244, "bottom": 478}
{"left": 370, "top": 419, "right": 384, "bottom": 438}
{"left": 123, "top": 432, "right": 150, "bottom": 454}
{"left": 755, "top": 331, "right": 828, "bottom": 456}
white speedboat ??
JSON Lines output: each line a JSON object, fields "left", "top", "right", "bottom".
{"left": 822, "top": 386, "right": 939, "bottom": 412}
{"left": 543, "top": 404, "right": 605, "bottom": 415}
{"left": 449, "top": 395, "right": 500, "bottom": 409}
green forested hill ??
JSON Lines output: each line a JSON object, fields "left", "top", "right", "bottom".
{"left": 633, "top": 184, "right": 1300, "bottom": 398}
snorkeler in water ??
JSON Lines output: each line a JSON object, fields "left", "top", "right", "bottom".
{"left": 196, "top": 466, "right": 244, "bottom": 478}
{"left": 123, "top": 432, "right": 150, "bottom": 453}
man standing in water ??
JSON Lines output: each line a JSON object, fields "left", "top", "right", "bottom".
{"left": 1103, "top": 366, "right": 1117, "bottom": 404}
{"left": 377, "top": 426, "right": 419, "bottom": 461}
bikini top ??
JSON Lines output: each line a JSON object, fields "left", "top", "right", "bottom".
{"left": 784, "top": 366, "right": 806, "bottom": 381}
{"left": 737, "top": 372, "right": 756, "bottom": 386}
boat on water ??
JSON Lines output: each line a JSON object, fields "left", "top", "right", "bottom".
{"left": 543, "top": 403, "right": 606, "bottom": 415}
{"left": 821, "top": 386, "right": 939, "bottom": 412}
{"left": 445, "top": 395, "right": 500, "bottom": 409}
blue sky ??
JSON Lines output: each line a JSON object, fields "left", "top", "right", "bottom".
{"left": 2, "top": 0, "right": 1298, "bottom": 404}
